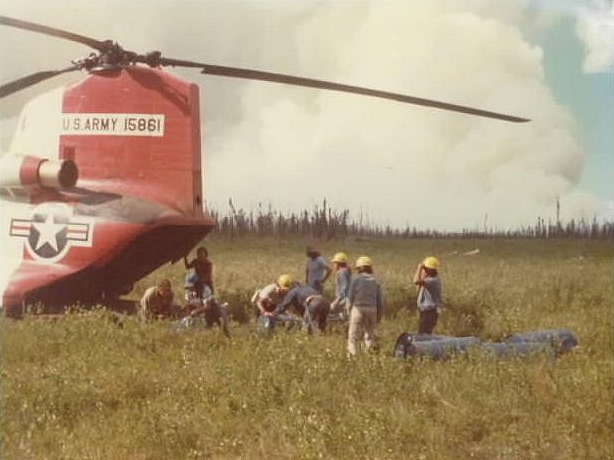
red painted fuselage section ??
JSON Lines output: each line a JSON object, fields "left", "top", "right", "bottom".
{"left": 60, "top": 66, "right": 204, "bottom": 215}
{"left": 2, "top": 66, "right": 213, "bottom": 315}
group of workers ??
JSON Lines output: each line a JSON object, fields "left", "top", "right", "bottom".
{"left": 139, "top": 246, "right": 442, "bottom": 356}
{"left": 139, "top": 247, "right": 229, "bottom": 337}
{"left": 253, "top": 246, "right": 441, "bottom": 355}
{"left": 140, "top": 245, "right": 442, "bottom": 356}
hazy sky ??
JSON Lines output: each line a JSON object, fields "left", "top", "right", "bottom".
{"left": 0, "top": 0, "right": 612, "bottom": 230}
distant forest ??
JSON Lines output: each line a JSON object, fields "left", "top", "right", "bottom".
{"left": 206, "top": 199, "right": 614, "bottom": 240}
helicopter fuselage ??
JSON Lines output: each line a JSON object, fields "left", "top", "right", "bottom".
{"left": 1, "top": 66, "right": 213, "bottom": 316}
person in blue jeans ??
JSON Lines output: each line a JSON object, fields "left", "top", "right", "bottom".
{"left": 305, "top": 246, "right": 331, "bottom": 293}
{"left": 330, "top": 252, "right": 351, "bottom": 320}
{"left": 269, "top": 284, "right": 330, "bottom": 334}
{"left": 183, "top": 246, "right": 214, "bottom": 297}
{"left": 412, "top": 256, "right": 442, "bottom": 334}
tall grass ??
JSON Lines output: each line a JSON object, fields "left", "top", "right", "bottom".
{"left": 2, "top": 237, "right": 613, "bottom": 459}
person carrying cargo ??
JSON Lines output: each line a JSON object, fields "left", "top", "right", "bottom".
{"left": 305, "top": 246, "right": 332, "bottom": 293}
{"left": 412, "top": 256, "right": 442, "bottom": 334}
{"left": 269, "top": 284, "right": 330, "bottom": 334}
{"left": 347, "top": 256, "right": 384, "bottom": 356}
{"left": 330, "top": 252, "right": 351, "bottom": 320}
{"left": 251, "top": 274, "right": 293, "bottom": 318}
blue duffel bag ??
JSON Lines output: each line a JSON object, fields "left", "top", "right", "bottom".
{"left": 506, "top": 328, "right": 578, "bottom": 355}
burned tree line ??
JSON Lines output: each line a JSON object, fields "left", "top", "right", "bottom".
{"left": 206, "top": 199, "right": 614, "bottom": 240}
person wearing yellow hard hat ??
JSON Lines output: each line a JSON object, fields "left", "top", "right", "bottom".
{"left": 330, "top": 252, "right": 352, "bottom": 321}
{"left": 412, "top": 256, "right": 442, "bottom": 334}
{"left": 251, "top": 274, "right": 295, "bottom": 318}
{"left": 347, "top": 255, "right": 384, "bottom": 356}
{"left": 269, "top": 282, "right": 331, "bottom": 334}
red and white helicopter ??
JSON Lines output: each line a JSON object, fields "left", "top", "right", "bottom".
{"left": 0, "top": 16, "right": 529, "bottom": 318}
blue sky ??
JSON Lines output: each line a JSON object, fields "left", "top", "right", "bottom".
{"left": 536, "top": 10, "right": 613, "bottom": 203}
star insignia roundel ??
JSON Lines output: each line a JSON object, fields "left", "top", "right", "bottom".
{"left": 10, "top": 202, "right": 95, "bottom": 263}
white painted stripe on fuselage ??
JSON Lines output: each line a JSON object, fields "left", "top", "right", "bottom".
{"left": 1, "top": 86, "right": 65, "bottom": 306}
{"left": 9, "top": 86, "right": 65, "bottom": 158}
{"left": 0, "top": 201, "right": 35, "bottom": 307}
{"left": 61, "top": 113, "right": 165, "bottom": 137}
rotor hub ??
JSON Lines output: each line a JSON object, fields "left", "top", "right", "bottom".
{"left": 73, "top": 42, "right": 147, "bottom": 71}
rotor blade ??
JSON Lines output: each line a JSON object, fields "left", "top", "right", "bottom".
{"left": 0, "top": 66, "right": 80, "bottom": 98}
{"left": 159, "top": 57, "right": 529, "bottom": 122}
{"left": 156, "top": 56, "right": 213, "bottom": 69}
{"left": 0, "top": 14, "right": 529, "bottom": 122}
{"left": 198, "top": 64, "right": 530, "bottom": 123}
{"left": 0, "top": 16, "right": 110, "bottom": 51}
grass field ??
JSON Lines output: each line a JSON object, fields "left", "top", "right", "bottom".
{"left": 2, "top": 236, "right": 613, "bottom": 459}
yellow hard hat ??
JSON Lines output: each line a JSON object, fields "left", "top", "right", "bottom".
{"left": 332, "top": 252, "right": 348, "bottom": 263}
{"left": 355, "top": 255, "right": 373, "bottom": 268}
{"left": 277, "top": 274, "right": 292, "bottom": 288}
{"left": 423, "top": 256, "right": 440, "bottom": 270}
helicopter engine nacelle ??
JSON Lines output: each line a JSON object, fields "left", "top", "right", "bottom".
{"left": 0, "top": 155, "right": 78, "bottom": 192}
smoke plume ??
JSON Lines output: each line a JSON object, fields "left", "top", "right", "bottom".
{"left": 0, "top": 0, "right": 606, "bottom": 230}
